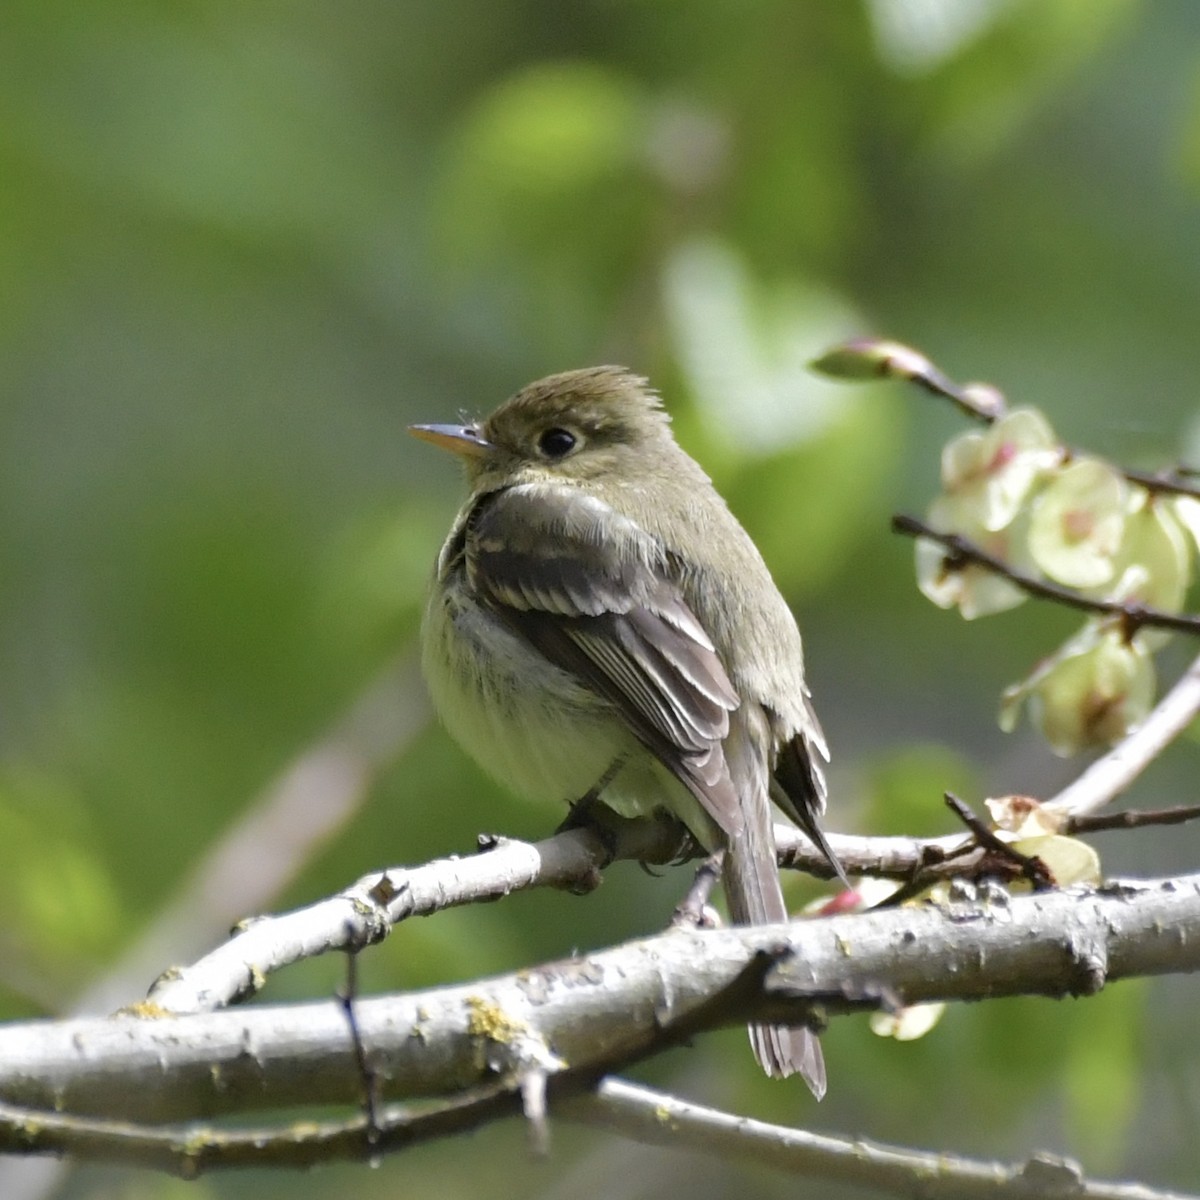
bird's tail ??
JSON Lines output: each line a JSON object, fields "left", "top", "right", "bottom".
{"left": 720, "top": 792, "right": 825, "bottom": 1099}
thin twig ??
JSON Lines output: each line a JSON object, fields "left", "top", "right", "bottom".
{"left": 943, "top": 793, "right": 1054, "bottom": 891}
{"left": 0, "top": 1074, "right": 1190, "bottom": 1198}
{"left": 775, "top": 828, "right": 975, "bottom": 880}
{"left": 1121, "top": 466, "right": 1200, "bottom": 502}
{"left": 671, "top": 853, "right": 723, "bottom": 928}
{"left": 338, "top": 942, "right": 380, "bottom": 1146}
{"left": 143, "top": 820, "right": 686, "bottom": 1015}
{"left": 569, "top": 1078, "right": 1195, "bottom": 1200}
{"left": 868, "top": 844, "right": 988, "bottom": 910}
{"left": 811, "top": 339, "right": 1008, "bottom": 423}
{"left": 1066, "top": 802, "right": 1200, "bottom": 835}
{"left": 145, "top": 819, "right": 1016, "bottom": 1018}
{"left": 821, "top": 337, "right": 1200, "bottom": 503}
{"left": 893, "top": 514, "right": 1200, "bottom": 636}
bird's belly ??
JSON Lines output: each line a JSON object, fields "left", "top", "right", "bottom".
{"left": 422, "top": 587, "right": 635, "bottom": 807}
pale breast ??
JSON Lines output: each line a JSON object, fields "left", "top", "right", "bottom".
{"left": 421, "top": 581, "right": 634, "bottom": 808}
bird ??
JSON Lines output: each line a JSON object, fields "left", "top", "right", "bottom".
{"left": 411, "top": 365, "right": 842, "bottom": 1097}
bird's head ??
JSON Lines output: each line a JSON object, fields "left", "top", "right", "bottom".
{"left": 410, "top": 366, "right": 677, "bottom": 494}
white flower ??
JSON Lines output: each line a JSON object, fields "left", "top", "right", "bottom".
{"left": 916, "top": 496, "right": 1033, "bottom": 618}
{"left": 940, "top": 408, "right": 1061, "bottom": 532}
{"left": 1003, "top": 628, "right": 1155, "bottom": 756}
{"left": 1028, "top": 458, "right": 1127, "bottom": 588}
{"left": 1109, "top": 493, "right": 1189, "bottom": 613}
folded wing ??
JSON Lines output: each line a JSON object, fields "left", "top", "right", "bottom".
{"left": 466, "top": 483, "right": 743, "bottom": 839}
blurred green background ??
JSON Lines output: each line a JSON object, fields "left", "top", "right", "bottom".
{"left": 3, "top": 1, "right": 1200, "bottom": 1196}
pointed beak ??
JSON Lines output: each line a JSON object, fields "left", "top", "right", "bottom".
{"left": 408, "top": 422, "right": 492, "bottom": 459}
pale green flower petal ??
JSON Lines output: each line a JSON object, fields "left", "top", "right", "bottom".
{"left": 916, "top": 544, "right": 1028, "bottom": 618}
{"left": 1029, "top": 634, "right": 1155, "bottom": 756}
{"left": 916, "top": 496, "right": 1030, "bottom": 618}
{"left": 940, "top": 429, "right": 987, "bottom": 491}
{"left": 1009, "top": 835, "right": 1101, "bottom": 887}
{"left": 999, "top": 623, "right": 1105, "bottom": 734}
{"left": 1028, "top": 459, "right": 1126, "bottom": 588}
{"left": 1110, "top": 499, "right": 1190, "bottom": 613}
{"left": 870, "top": 1002, "right": 946, "bottom": 1041}
{"left": 940, "top": 408, "right": 1060, "bottom": 532}
{"left": 1171, "top": 494, "right": 1200, "bottom": 553}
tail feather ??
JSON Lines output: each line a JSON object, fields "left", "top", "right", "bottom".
{"left": 772, "top": 732, "right": 849, "bottom": 888}
{"left": 723, "top": 711, "right": 826, "bottom": 1099}
{"left": 749, "top": 1022, "right": 826, "bottom": 1096}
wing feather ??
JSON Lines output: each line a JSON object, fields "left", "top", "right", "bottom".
{"left": 466, "top": 484, "right": 742, "bottom": 837}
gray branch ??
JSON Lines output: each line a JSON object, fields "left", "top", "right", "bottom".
{"left": 1, "top": 874, "right": 1195, "bottom": 1130}
{"left": 142, "top": 634, "right": 1200, "bottom": 1020}
{"left": 0, "top": 1076, "right": 1191, "bottom": 1199}
{"left": 568, "top": 1079, "right": 1195, "bottom": 1200}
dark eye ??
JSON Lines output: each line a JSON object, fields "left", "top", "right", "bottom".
{"left": 538, "top": 427, "right": 577, "bottom": 458}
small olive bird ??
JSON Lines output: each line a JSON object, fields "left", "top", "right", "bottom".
{"left": 412, "top": 366, "right": 842, "bottom": 1097}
